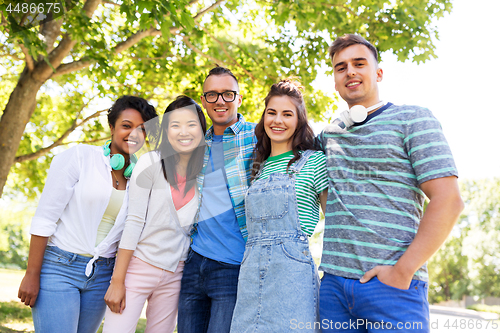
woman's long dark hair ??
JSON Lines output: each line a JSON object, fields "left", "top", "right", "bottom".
{"left": 252, "top": 79, "right": 316, "bottom": 179}
{"left": 155, "top": 96, "right": 207, "bottom": 194}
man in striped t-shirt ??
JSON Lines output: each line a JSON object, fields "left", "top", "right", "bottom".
{"left": 317, "top": 34, "right": 464, "bottom": 332}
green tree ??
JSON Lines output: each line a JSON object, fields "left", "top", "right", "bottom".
{"left": 428, "top": 178, "right": 500, "bottom": 303}
{"left": 0, "top": 203, "right": 34, "bottom": 269}
{"left": 461, "top": 178, "right": 500, "bottom": 298}
{"left": 0, "top": 0, "right": 453, "bottom": 198}
{"left": 428, "top": 228, "right": 469, "bottom": 304}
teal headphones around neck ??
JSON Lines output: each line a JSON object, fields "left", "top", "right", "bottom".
{"left": 102, "top": 140, "right": 137, "bottom": 178}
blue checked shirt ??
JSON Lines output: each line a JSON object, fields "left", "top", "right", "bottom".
{"left": 193, "top": 114, "right": 257, "bottom": 240}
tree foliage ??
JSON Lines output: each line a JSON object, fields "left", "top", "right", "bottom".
{"left": 0, "top": 0, "right": 453, "bottom": 198}
{"left": 428, "top": 178, "right": 500, "bottom": 303}
{"left": 428, "top": 228, "right": 469, "bottom": 304}
{"left": 0, "top": 203, "right": 34, "bottom": 269}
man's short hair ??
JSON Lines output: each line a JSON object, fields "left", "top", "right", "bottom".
{"left": 204, "top": 65, "right": 239, "bottom": 90}
{"left": 328, "top": 34, "right": 378, "bottom": 63}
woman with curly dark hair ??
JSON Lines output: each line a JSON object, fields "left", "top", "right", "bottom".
{"left": 18, "top": 96, "right": 158, "bottom": 333}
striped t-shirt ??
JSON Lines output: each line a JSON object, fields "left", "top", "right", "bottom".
{"left": 318, "top": 103, "right": 458, "bottom": 281}
{"left": 256, "top": 150, "right": 329, "bottom": 236}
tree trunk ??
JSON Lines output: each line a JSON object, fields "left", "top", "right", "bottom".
{"left": 0, "top": 0, "right": 242, "bottom": 199}
{"left": 0, "top": 67, "right": 44, "bottom": 197}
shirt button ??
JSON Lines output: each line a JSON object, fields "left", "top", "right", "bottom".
{"left": 300, "top": 236, "right": 305, "bottom": 241}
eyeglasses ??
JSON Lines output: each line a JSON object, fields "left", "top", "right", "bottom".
{"left": 203, "top": 91, "right": 238, "bottom": 103}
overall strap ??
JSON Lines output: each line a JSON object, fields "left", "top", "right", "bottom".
{"left": 289, "top": 150, "right": 315, "bottom": 174}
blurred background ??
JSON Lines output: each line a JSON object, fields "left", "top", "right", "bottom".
{"left": 0, "top": 0, "right": 499, "bottom": 331}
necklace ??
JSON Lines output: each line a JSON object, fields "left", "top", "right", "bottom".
{"left": 111, "top": 170, "right": 119, "bottom": 188}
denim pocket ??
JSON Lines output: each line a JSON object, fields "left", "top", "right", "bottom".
{"left": 373, "top": 276, "right": 420, "bottom": 292}
{"left": 185, "top": 249, "right": 195, "bottom": 264}
{"left": 417, "top": 281, "right": 429, "bottom": 302}
{"left": 44, "top": 247, "right": 73, "bottom": 265}
{"left": 280, "top": 242, "right": 311, "bottom": 264}
{"left": 246, "top": 185, "right": 289, "bottom": 221}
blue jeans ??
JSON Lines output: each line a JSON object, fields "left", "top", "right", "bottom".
{"left": 32, "top": 246, "right": 115, "bottom": 333}
{"left": 177, "top": 250, "right": 240, "bottom": 333}
{"left": 319, "top": 273, "right": 429, "bottom": 332}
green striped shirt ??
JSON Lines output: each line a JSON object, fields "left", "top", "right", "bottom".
{"left": 256, "top": 150, "right": 328, "bottom": 236}
{"left": 318, "top": 103, "right": 458, "bottom": 281}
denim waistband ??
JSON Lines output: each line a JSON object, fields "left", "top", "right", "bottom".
{"left": 46, "top": 246, "right": 115, "bottom": 265}
{"left": 245, "top": 232, "right": 308, "bottom": 246}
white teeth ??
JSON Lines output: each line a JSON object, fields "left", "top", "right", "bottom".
{"left": 215, "top": 109, "right": 226, "bottom": 112}
{"left": 271, "top": 127, "right": 285, "bottom": 131}
{"left": 347, "top": 82, "right": 360, "bottom": 87}
{"left": 179, "top": 139, "right": 192, "bottom": 143}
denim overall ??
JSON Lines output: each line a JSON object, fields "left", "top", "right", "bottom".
{"left": 230, "top": 150, "right": 320, "bottom": 333}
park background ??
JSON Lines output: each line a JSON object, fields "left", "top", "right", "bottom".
{"left": 0, "top": 0, "right": 499, "bottom": 331}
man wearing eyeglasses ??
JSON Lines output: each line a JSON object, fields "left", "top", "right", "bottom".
{"left": 177, "top": 65, "right": 257, "bottom": 333}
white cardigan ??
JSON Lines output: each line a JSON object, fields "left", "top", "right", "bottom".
{"left": 119, "top": 151, "right": 197, "bottom": 272}
{"left": 30, "top": 145, "right": 129, "bottom": 276}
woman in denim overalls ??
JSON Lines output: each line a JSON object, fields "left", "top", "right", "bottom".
{"left": 231, "top": 80, "right": 328, "bottom": 332}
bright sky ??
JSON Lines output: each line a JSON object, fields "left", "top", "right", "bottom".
{"left": 313, "top": 0, "right": 500, "bottom": 180}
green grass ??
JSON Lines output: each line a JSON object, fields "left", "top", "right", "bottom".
{"left": 0, "top": 300, "right": 154, "bottom": 333}
{"left": 467, "top": 303, "right": 500, "bottom": 315}
{"left": 0, "top": 268, "right": 159, "bottom": 333}
{"left": 0, "top": 269, "right": 32, "bottom": 332}
{"left": 0, "top": 301, "right": 33, "bottom": 332}
{"left": 0, "top": 302, "right": 32, "bottom": 323}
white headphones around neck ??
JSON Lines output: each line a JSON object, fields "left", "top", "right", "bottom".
{"left": 339, "top": 101, "right": 386, "bottom": 128}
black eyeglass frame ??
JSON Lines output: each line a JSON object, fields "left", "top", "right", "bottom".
{"left": 202, "top": 90, "right": 238, "bottom": 103}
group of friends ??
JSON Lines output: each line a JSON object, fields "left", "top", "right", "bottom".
{"left": 17, "top": 34, "right": 464, "bottom": 333}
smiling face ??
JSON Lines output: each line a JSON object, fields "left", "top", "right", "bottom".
{"left": 264, "top": 95, "right": 299, "bottom": 155}
{"left": 332, "top": 44, "right": 383, "bottom": 108}
{"left": 201, "top": 74, "right": 242, "bottom": 135}
{"left": 166, "top": 108, "right": 203, "bottom": 156}
{"left": 109, "top": 108, "right": 147, "bottom": 157}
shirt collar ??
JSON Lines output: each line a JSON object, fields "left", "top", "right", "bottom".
{"left": 206, "top": 113, "right": 246, "bottom": 139}
{"left": 353, "top": 102, "right": 393, "bottom": 127}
